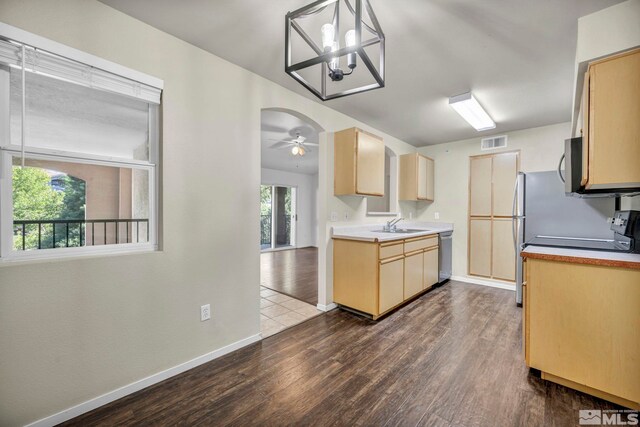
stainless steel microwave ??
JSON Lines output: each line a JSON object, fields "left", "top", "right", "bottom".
{"left": 563, "top": 137, "right": 640, "bottom": 197}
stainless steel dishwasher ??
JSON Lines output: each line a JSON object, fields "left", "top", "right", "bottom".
{"left": 438, "top": 231, "right": 452, "bottom": 283}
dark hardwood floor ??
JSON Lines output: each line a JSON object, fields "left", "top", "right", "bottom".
{"left": 261, "top": 247, "right": 318, "bottom": 305}
{"left": 62, "top": 281, "right": 621, "bottom": 427}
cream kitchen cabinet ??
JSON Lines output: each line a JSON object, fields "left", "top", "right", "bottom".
{"left": 334, "top": 127, "right": 385, "bottom": 197}
{"left": 581, "top": 48, "right": 640, "bottom": 190}
{"left": 333, "top": 234, "right": 440, "bottom": 319}
{"left": 399, "top": 153, "right": 434, "bottom": 201}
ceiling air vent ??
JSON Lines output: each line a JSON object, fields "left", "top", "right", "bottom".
{"left": 480, "top": 135, "right": 507, "bottom": 151}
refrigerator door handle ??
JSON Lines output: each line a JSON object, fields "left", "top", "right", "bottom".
{"left": 511, "top": 175, "right": 519, "bottom": 219}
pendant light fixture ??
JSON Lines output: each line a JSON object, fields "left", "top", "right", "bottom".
{"left": 285, "top": 0, "right": 385, "bottom": 101}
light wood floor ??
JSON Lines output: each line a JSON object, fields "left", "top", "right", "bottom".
{"left": 260, "top": 247, "right": 318, "bottom": 305}
{"left": 62, "top": 281, "right": 621, "bottom": 426}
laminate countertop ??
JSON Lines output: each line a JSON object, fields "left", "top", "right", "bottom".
{"left": 331, "top": 222, "right": 453, "bottom": 243}
{"left": 521, "top": 245, "right": 640, "bottom": 270}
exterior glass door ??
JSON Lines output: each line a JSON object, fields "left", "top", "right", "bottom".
{"left": 260, "top": 185, "right": 295, "bottom": 251}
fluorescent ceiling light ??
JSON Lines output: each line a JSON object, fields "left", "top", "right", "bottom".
{"left": 448, "top": 92, "right": 496, "bottom": 131}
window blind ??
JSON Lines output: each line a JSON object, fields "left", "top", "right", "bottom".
{"left": 0, "top": 38, "right": 161, "bottom": 104}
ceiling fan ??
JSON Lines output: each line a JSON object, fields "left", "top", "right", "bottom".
{"left": 268, "top": 133, "right": 318, "bottom": 157}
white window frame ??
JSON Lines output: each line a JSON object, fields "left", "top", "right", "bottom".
{"left": 0, "top": 23, "right": 162, "bottom": 262}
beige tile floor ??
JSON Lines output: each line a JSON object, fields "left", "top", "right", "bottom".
{"left": 260, "top": 286, "right": 323, "bottom": 338}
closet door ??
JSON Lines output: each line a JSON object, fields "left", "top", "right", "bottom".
{"left": 492, "top": 218, "right": 516, "bottom": 281}
{"left": 469, "top": 156, "right": 492, "bottom": 216}
{"left": 469, "top": 218, "right": 492, "bottom": 277}
{"left": 492, "top": 152, "right": 518, "bottom": 217}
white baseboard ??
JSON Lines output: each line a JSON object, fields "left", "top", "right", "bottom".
{"left": 25, "top": 333, "right": 262, "bottom": 427}
{"left": 450, "top": 275, "right": 516, "bottom": 291}
{"left": 317, "top": 302, "right": 337, "bottom": 312}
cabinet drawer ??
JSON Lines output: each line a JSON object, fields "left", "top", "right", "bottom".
{"left": 404, "top": 236, "right": 438, "bottom": 253}
{"left": 379, "top": 242, "right": 404, "bottom": 259}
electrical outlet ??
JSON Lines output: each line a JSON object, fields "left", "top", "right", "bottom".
{"left": 330, "top": 211, "right": 338, "bottom": 222}
{"left": 200, "top": 304, "right": 211, "bottom": 321}
{"left": 434, "top": 212, "right": 440, "bottom": 220}
{"left": 409, "top": 212, "right": 413, "bottom": 219}
{"left": 343, "top": 211, "right": 349, "bottom": 221}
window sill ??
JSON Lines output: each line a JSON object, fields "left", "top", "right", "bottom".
{"left": 0, "top": 243, "right": 159, "bottom": 267}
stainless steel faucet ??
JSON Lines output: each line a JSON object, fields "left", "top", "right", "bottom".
{"left": 384, "top": 217, "right": 404, "bottom": 232}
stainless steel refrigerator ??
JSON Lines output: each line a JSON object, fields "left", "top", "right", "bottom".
{"left": 512, "top": 171, "right": 615, "bottom": 305}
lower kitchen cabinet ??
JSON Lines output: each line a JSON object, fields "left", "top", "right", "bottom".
{"left": 404, "top": 251, "right": 423, "bottom": 299}
{"left": 423, "top": 247, "right": 439, "bottom": 289}
{"left": 492, "top": 218, "right": 516, "bottom": 281}
{"left": 469, "top": 218, "right": 492, "bottom": 277}
{"left": 333, "top": 234, "right": 441, "bottom": 319}
{"left": 380, "top": 257, "right": 404, "bottom": 313}
{"left": 524, "top": 257, "right": 640, "bottom": 409}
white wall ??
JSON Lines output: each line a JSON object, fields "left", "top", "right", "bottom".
{"left": 416, "top": 122, "right": 571, "bottom": 279}
{"left": 261, "top": 168, "right": 318, "bottom": 248}
{"left": 0, "top": 1, "right": 418, "bottom": 425}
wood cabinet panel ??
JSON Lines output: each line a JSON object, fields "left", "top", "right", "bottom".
{"left": 379, "top": 242, "right": 404, "bottom": 260}
{"left": 399, "top": 154, "right": 435, "bottom": 201}
{"left": 492, "top": 218, "right": 516, "bottom": 281}
{"left": 403, "top": 251, "right": 423, "bottom": 299}
{"left": 423, "top": 247, "right": 439, "bottom": 290}
{"left": 469, "top": 218, "right": 491, "bottom": 277}
{"left": 356, "top": 131, "right": 385, "bottom": 196}
{"left": 425, "top": 157, "right": 435, "bottom": 201}
{"left": 527, "top": 259, "right": 640, "bottom": 407}
{"left": 417, "top": 155, "right": 428, "bottom": 200}
{"left": 379, "top": 258, "right": 404, "bottom": 314}
{"left": 492, "top": 152, "right": 518, "bottom": 217}
{"left": 334, "top": 128, "right": 384, "bottom": 196}
{"left": 469, "top": 156, "right": 492, "bottom": 216}
{"left": 587, "top": 49, "right": 640, "bottom": 189}
{"left": 333, "top": 239, "right": 379, "bottom": 314}
{"left": 404, "top": 235, "right": 438, "bottom": 253}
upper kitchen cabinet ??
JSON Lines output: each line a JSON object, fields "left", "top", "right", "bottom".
{"left": 582, "top": 48, "right": 640, "bottom": 190}
{"left": 399, "top": 153, "right": 434, "bottom": 201}
{"left": 334, "top": 127, "right": 385, "bottom": 197}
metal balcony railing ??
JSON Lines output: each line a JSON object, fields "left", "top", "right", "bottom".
{"left": 13, "top": 219, "right": 149, "bottom": 250}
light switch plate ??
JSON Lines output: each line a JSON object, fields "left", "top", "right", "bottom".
{"left": 330, "top": 211, "right": 338, "bottom": 222}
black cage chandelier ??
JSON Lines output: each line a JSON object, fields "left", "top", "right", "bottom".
{"left": 285, "top": 0, "right": 385, "bottom": 101}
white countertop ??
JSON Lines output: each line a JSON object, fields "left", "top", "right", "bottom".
{"left": 331, "top": 221, "right": 453, "bottom": 242}
{"left": 521, "top": 245, "right": 640, "bottom": 268}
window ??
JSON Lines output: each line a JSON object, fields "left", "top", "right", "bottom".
{"left": 0, "top": 30, "right": 162, "bottom": 260}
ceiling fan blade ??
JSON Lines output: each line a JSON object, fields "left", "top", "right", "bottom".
{"left": 269, "top": 141, "right": 292, "bottom": 149}
{"left": 303, "top": 142, "right": 319, "bottom": 146}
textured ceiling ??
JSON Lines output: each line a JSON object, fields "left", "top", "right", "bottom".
{"left": 100, "top": 0, "right": 623, "bottom": 146}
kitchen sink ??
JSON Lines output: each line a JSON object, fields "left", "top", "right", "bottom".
{"left": 377, "top": 228, "right": 427, "bottom": 234}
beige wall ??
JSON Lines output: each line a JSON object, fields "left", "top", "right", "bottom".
{"left": 416, "top": 122, "right": 571, "bottom": 279}
{"left": 0, "top": 1, "right": 418, "bottom": 425}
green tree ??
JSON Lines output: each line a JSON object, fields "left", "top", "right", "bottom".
{"left": 59, "top": 175, "right": 86, "bottom": 220}
{"left": 12, "top": 167, "right": 64, "bottom": 250}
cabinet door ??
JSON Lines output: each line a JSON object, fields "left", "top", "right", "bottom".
{"left": 492, "top": 218, "right": 516, "bottom": 281}
{"left": 417, "top": 155, "right": 428, "bottom": 200}
{"left": 587, "top": 49, "right": 640, "bottom": 189}
{"left": 469, "top": 218, "right": 491, "bottom": 277}
{"left": 404, "top": 251, "right": 423, "bottom": 299}
{"left": 469, "top": 156, "right": 492, "bottom": 216}
{"left": 379, "top": 258, "right": 404, "bottom": 314}
{"left": 425, "top": 157, "right": 435, "bottom": 201}
{"left": 581, "top": 71, "right": 590, "bottom": 187}
{"left": 492, "top": 152, "right": 518, "bottom": 217}
{"left": 356, "top": 131, "right": 385, "bottom": 196}
{"left": 423, "top": 247, "right": 439, "bottom": 289}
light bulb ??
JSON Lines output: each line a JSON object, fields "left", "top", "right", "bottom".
{"left": 345, "top": 29, "right": 357, "bottom": 69}
{"left": 291, "top": 146, "right": 300, "bottom": 156}
{"left": 299, "top": 146, "right": 306, "bottom": 156}
{"left": 345, "top": 29, "right": 356, "bottom": 47}
{"left": 321, "top": 23, "right": 335, "bottom": 52}
{"left": 329, "top": 41, "right": 340, "bottom": 70}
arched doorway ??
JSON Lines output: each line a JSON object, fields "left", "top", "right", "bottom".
{"left": 259, "top": 108, "right": 325, "bottom": 337}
